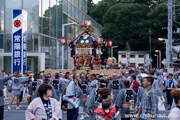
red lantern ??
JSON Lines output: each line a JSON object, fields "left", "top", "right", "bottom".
{"left": 107, "top": 40, "right": 112, "bottom": 47}
{"left": 61, "top": 38, "right": 66, "bottom": 45}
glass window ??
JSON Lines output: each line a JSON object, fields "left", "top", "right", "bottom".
{"left": 72, "top": 6, "right": 75, "bottom": 18}
{"left": 27, "top": 34, "right": 33, "bottom": 52}
{"left": 85, "top": 0, "right": 87, "bottom": 13}
{"left": 122, "top": 63, "right": 126, "bottom": 66}
{"left": 79, "top": 0, "right": 82, "bottom": 11}
{"left": 76, "top": 8, "right": 78, "bottom": 18}
{"left": 0, "top": 34, "right": 3, "bottom": 48}
{"left": 41, "top": 36, "right": 50, "bottom": 69}
{"left": 4, "top": 56, "right": 11, "bottom": 73}
{"left": 75, "top": 0, "right": 78, "bottom": 8}
{"left": 122, "top": 55, "right": 126, "bottom": 58}
{"left": 83, "top": 14, "right": 86, "bottom": 21}
{"left": 79, "top": 0, "right": 81, "bottom": 10}
{"left": 80, "top": 12, "right": 83, "bottom": 21}
{"left": 39, "top": 0, "right": 42, "bottom": 33}
{"left": 139, "top": 63, "right": 144, "bottom": 67}
{"left": 42, "top": 0, "right": 49, "bottom": 35}
{"left": 4, "top": 34, "right": 11, "bottom": 52}
{"left": 49, "top": 39, "right": 56, "bottom": 69}
{"left": 23, "top": 0, "right": 39, "bottom": 33}
{"left": 72, "top": 0, "right": 75, "bottom": 6}
{"left": 57, "top": 2, "right": 62, "bottom": 39}
{"left": 130, "top": 55, "right": 135, "bottom": 58}
{"left": 68, "top": 2, "right": 72, "bottom": 16}
{"left": 138, "top": 55, "right": 144, "bottom": 58}
{"left": 63, "top": 0, "right": 68, "bottom": 13}
{"left": 83, "top": 0, "right": 86, "bottom": 12}
{"left": 45, "top": 59, "right": 50, "bottom": 69}
{"left": 34, "top": 34, "right": 38, "bottom": 52}
{"left": 50, "top": 0, "right": 57, "bottom": 37}
{"left": 0, "top": 0, "right": 4, "bottom": 33}
{"left": 5, "top": 0, "right": 22, "bottom": 33}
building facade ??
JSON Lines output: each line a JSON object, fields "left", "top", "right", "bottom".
{"left": 118, "top": 51, "right": 150, "bottom": 68}
{"left": 0, "top": 0, "right": 102, "bottom": 73}
{"left": 172, "top": 44, "right": 180, "bottom": 66}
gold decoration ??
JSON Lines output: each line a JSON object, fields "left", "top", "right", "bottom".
{"left": 83, "top": 34, "right": 90, "bottom": 39}
{"left": 85, "top": 40, "right": 89, "bottom": 43}
{"left": 67, "top": 39, "right": 71, "bottom": 44}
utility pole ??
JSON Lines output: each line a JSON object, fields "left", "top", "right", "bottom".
{"left": 167, "top": 0, "right": 173, "bottom": 68}
{"left": 149, "top": 28, "right": 152, "bottom": 69}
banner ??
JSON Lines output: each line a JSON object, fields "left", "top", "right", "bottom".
{"left": 12, "top": 9, "right": 27, "bottom": 74}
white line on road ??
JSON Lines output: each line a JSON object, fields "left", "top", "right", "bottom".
{"left": 4, "top": 110, "right": 25, "bottom": 112}
{"left": 158, "top": 96, "right": 166, "bottom": 111}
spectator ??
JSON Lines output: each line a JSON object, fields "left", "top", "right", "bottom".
{"left": 169, "top": 89, "right": 180, "bottom": 120}
{"left": 26, "top": 83, "right": 62, "bottom": 120}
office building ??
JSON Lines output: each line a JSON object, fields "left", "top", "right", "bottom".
{"left": 0, "top": 0, "right": 102, "bottom": 73}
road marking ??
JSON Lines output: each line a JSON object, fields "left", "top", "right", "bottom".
{"left": 9, "top": 105, "right": 28, "bottom": 107}
{"left": 4, "top": 101, "right": 27, "bottom": 105}
{"left": 4, "top": 110, "right": 25, "bottom": 112}
{"left": 158, "top": 96, "right": 166, "bottom": 111}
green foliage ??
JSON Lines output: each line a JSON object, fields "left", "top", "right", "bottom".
{"left": 102, "top": 3, "right": 150, "bottom": 51}
{"left": 125, "top": 42, "right": 131, "bottom": 51}
{"left": 88, "top": 1, "right": 117, "bottom": 24}
{"left": 87, "top": 0, "right": 94, "bottom": 14}
{"left": 148, "top": 2, "right": 168, "bottom": 38}
{"left": 87, "top": 0, "right": 177, "bottom": 65}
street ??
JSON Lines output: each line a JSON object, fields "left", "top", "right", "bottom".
{"left": 3, "top": 91, "right": 171, "bottom": 120}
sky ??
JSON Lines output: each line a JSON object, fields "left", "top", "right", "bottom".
{"left": 93, "top": 0, "right": 102, "bottom": 4}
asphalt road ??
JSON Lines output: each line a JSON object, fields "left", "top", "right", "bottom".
{"left": 3, "top": 102, "right": 170, "bottom": 120}
{"left": 4, "top": 102, "right": 88, "bottom": 120}
{"left": 3, "top": 89, "right": 171, "bottom": 120}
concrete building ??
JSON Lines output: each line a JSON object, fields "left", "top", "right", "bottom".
{"left": 0, "top": 0, "right": 102, "bottom": 73}
{"left": 118, "top": 51, "right": 150, "bottom": 68}
{"left": 172, "top": 44, "right": 180, "bottom": 66}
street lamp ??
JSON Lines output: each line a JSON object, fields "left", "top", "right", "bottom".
{"left": 154, "top": 54, "right": 158, "bottom": 68}
{"left": 158, "top": 38, "right": 173, "bottom": 68}
{"left": 158, "top": 38, "right": 168, "bottom": 68}
{"left": 158, "top": 38, "right": 167, "bottom": 42}
{"left": 62, "top": 22, "right": 77, "bottom": 70}
{"left": 155, "top": 50, "right": 161, "bottom": 68}
{"left": 111, "top": 46, "right": 118, "bottom": 57}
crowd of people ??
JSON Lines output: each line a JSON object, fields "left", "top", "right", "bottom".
{"left": 0, "top": 67, "right": 180, "bottom": 120}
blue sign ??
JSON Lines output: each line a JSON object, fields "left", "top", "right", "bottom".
{"left": 13, "top": 29, "right": 22, "bottom": 73}
{"left": 23, "top": 32, "right": 27, "bottom": 74}
{"left": 12, "top": 9, "right": 27, "bottom": 74}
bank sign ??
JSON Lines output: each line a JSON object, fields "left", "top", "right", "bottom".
{"left": 12, "top": 10, "right": 27, "bottom": 74}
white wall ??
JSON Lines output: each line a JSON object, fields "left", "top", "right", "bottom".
{"left": 118, "top": 53, "right": 149, "bottom": 67}
{"left": 0, "top": 52, "right": 45, "bottom": 72}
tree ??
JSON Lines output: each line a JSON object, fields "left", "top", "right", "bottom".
{"left": 125, "top": 42, "right": 131, "bottom": 51}
{"left": 102, "top": 3, "right": 150, "bottom": 51}
{"left": 148, "top": 2, "right": 167, "bottom": 38}
{"left": 148, "top": 2, "right": 169, "bottom": 66}
{"left": 87, "top": 0, "right": 171, "bottom": 64}
{"left": 87, "top": 0, "right": 94, "bottom": 14}
{"left": 88, "top": 1, "right": 116, "bottom": 25}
